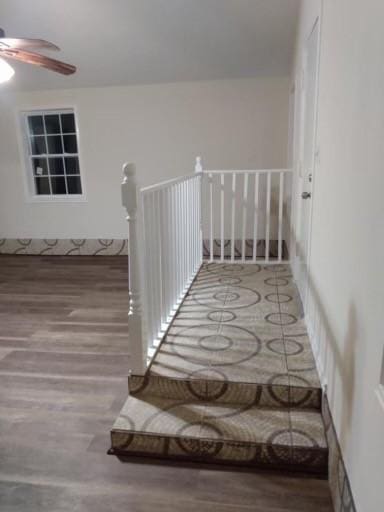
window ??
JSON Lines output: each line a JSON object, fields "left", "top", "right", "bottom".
{"left": 21, "top": 109, "right": 83, "bottom": 198}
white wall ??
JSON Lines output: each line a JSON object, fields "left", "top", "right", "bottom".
{"left": 292, "top": 1, "right": 384, "bottom": 510}
{"left": 0, "top": 77, "right": 289, "bottom": 239}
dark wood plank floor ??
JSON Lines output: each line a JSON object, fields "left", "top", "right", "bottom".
{"left": 0, "top": 255, "right": 333, "bottom": 512}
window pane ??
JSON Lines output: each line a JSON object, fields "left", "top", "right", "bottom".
{"left": 34, "top": 177, "right": 50, "bottom": 195}
{"left": 30, "top": 136, "right": 47, "bottom": 155}
{"left": 61, "top": 113, "right": 76, "bottom": 133}
{"left": 25, "top": 110, "right": 81, "bottom": 198}
{"left": 48, "top": 157, "right": 64, "bottom": 175}
{"left": 32, "top": 157, "right": 48, "bottom": 176}
{"left": 51, "top": 177, "right": 67, "bottom": 194}
{"left": 47, "top": 135, "right": 63, "bottom": 154}
{"left": 63, "top": 135, "right": 78, "bottom": 154}
{"left": 28, "top": 116, "right": 44, "bottom": 135}
{"left": 67, "top": 176, "right": 82, "bottom": 194}
{"left": 44, "top": 114, "right": 61, "bottom": 134}
{"left": 64, "top": 156, "right": 80, "bottom": 174}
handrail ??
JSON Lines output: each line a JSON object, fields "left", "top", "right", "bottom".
{"left": 140, "top": 172, "right": 202, "bottom": 194}
{"left": 203, "top": 168, "right": 292, "bottom": 174}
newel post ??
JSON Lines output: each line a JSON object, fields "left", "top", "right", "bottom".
{"left": 121, "top": 163, "right": 146, "bottom": 375}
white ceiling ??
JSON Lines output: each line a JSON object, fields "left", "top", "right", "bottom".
{"left": 0, "top": 0, "right": 300, "bottom": 91}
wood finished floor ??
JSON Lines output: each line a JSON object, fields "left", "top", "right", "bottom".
{"left": 0, "top": 255, "right": 333, "bottom": 512}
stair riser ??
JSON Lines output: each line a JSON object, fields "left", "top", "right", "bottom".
{"left": 128, "top": 375, "right": 322, "bottom": 410}
{"left": 110, "top": 429, "right": 328, "bottom": 477}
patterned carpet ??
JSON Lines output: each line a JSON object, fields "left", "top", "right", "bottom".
{"left": 111, "top": 263, "right": 327, "bottom": 475}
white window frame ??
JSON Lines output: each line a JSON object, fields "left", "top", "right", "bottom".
{"left": 19, "top": 107, "right": 86, "bottom": 202}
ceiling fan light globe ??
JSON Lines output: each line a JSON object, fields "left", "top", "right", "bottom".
{"left": 0, "top": 57, "right": 15, "bottom": 83}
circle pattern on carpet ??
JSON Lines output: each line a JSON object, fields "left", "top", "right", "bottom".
{"left": 205, "top": 263, "right": 261, "bottom": 276}
{"left": 207, "top": 310, "right": 236, "bottom": 322}
{"left": 218, "top": 277, "right": 242, "bottom": 285}
{"left": 264, "top": 277, "right": 289, "bottom": 286}
{"left": 199, "top": 334, "right": 233, "bottom": 351}
{"left": 187, "top": 368, "right": 229, "bottom": 400}
{"left": 193, "top": 285, "right": 261, "bottom": 310}
{"left": 265, "top": 313, "right": 297, "bottom": 326}
{"left": 265, "top": 293, "right": 292, "bottom": 304}
{"left": 176, "top": 423, "right": 223, "bottom": 456}
{"left": 264, "top": 264, "right": 289, "bottom": 272}
{"left": 267, "top": 338, "right": 304, "bottom": 356}
{"left": 170, "top": 323, "right": 261, "bottom": 366}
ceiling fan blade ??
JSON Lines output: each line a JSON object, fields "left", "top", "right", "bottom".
{"left": 0, "top": 38, "right": 60, "bottom": 51}
{"left": 0, "top": 48, "right": 76, "bottom": 75}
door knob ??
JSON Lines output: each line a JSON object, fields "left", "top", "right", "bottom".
{"left": 302, "top": 191, "right": 311, "bottom": 199}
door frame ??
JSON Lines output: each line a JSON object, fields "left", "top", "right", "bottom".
{"left": 292, "top": 12, "right": 322, "bottom": 309}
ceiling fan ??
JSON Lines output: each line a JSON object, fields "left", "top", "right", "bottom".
{"left": 0, "top": 28, "right": 76, "bottom": 83}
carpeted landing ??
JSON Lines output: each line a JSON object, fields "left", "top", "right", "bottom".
{"left": 110, "top": 263, "right": 328, "bottom": 476}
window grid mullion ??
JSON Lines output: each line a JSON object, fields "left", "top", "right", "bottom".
{"left": 57, "top": 115, "right": 68, "bottom": 194}
{"left": 46, "top": 132, "right": 76, "bottom": 136}
{"left": 41, "top": 116, "right": 52, "bottom": 194}
{"left": 31, "top": 153, "right": 79, "bottom": 158}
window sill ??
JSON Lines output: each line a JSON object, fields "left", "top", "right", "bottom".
{"left": 27, "top": 194, "right": 87, "bottom": 204}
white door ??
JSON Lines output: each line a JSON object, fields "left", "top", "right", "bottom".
{"left": 296, "top": 19, "right": 320, "bottom": 305}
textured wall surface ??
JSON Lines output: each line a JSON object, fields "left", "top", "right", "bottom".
{"left": 0, "top": 77, "right": 289, "bottom": 239}
{"left": 292, "top": 1, "right": 384, "bottom": 510}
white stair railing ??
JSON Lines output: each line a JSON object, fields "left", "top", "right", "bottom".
{"left": 200, "top": 166, "right": 292, "bottom": 263}
{"left": 122, "top": 158, "right": 292, "bottom": 374}
{"left": 122, "top": 162, "right": 202, "bottom": 375}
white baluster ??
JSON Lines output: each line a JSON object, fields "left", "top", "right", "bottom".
{"left": 192, "top": 179, "right": 195, "bottom": 274}
{"left": 182, "top": 181, "right": 187, "bottom": 287}
{"left": 143, "top": 194, "right": 155, "bottom": 349}
{"left": 176, "top": 184, "right": 180, "bottom": 302}
{"left": 220, "top": 173, "right": 225, "bottom": 262}
{"left": 265, "top": 172, "right": 271, "bottom": 262}
{"left": 152, "top": 191, "right": 161, "bottom": 342}
{"left": 253, "top": 173, "right": 259, "bottom": 262}
{"left": 160, "top": 188, "right": 167, "bottom": 326}
{"left": 121, "top": 163, "right": 146, "bottom": 374}
{"left": 278, "top": 171, "right": 284, "bottom": 262}
{"left": 209, "top": 173, "right": 214, "bottom": 262}
{"left": 196, "top": 176, "right": 201, "bottom": 270}
{"left": 197, "top": 174, "right": 202, "bottom": 268}
{"left": 241, "top": 173, "right": 248, "bottom": 262}
{"left": 179, "top": 181, "right": 183, "bottom": 290}
{"left": 166, "top": 186, "right": 172, "bottom": 317}
{"left": 195, "top": 158, "right": 203, "bottom": 268}
{"left": 187, "top": 180, "right": 191, "bottom": 282}
{"left": 181, "top": 181, "right": 186, "bottom": 293}
{"left": 231, "top": 173, "right": 236, "bottom": 262}
{"left": 170, "top": 184, "right": 176, "bottom": 311}
{"left": 187, "top": 179, "right": 192, "bottom": 282}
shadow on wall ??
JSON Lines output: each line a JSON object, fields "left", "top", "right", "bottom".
{"left": 291, "top": 227, "right": 358, "bottom": 447}
{"left": 339, "top": 303, "right": 357, "bottom": 445}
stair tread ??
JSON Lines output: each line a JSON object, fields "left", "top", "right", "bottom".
{"left": 112, "top": 394, "right": 327, "bottom": 449}
{"left": 129, "top": 373, "right": 322, "bottom": 409}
